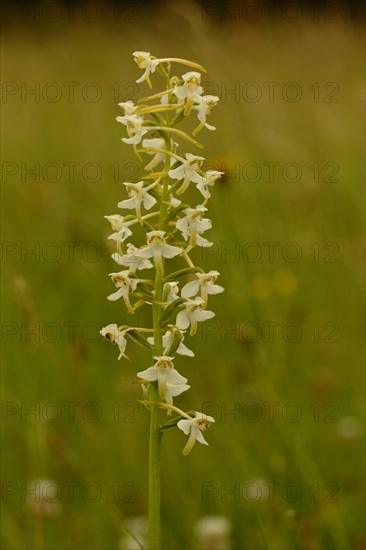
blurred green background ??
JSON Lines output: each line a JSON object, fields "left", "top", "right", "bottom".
{"left": 1, "top": 1, "right": 365, "bottom": 549}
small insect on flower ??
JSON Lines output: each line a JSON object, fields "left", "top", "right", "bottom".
{"left": 100, "top": 323, "right": 131, "bottom": 359}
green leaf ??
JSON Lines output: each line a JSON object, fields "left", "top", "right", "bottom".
{"left": 148, "top": 188, "right": 161, "bottom": 200}
{"left": 160, "top": 415, "right": 182, "bottom": 432}
{"left": 133, "top": 292, "right": 156, "bottom": 303}
{"left": 168, "top": 179, "right": 184, "bottom": 194}
{"left": 141, "top": 220, "right": 157, "bottom": 232}
{"left": 169, "top": 110, "right": 186, "bottom": 127}
{"left": 164, "top": 267, "right": 203, "bottom": 282}
{"left": 136, "top": 282, "right": 155, "bottom": 295}
{"left": 150, "top": 112, "right": 165, "bottom": 125}
{"left": 163, "top": 327, "right": 183, "bottom": 356}
{"left": 164, "top": 204, "right": 187, "bottom": 223}
{"left": 156, "top": 65, "right": 166, "bottom": 77}
{"left": 126, "top": 331, "right": 152, "bottom": 350}
{"left": 159, "top": 298, "right": 186, "bottom": 327}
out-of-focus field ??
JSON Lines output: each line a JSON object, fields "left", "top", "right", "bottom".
{"left": 1, "top": 2, "right": 364, "bottom": 549}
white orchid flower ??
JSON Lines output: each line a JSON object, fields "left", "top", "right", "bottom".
{"left": 118, "top": 181, "right": 157, "bottom": 224}
{"left": 142, "top": 137, "right": 166, "bottom": 171}
{"left": 196, "top": 170, "right": 224, "bottom": 201}
{"left": 117, "top": 101, "right": 137, "bottom": 115}
{"left": 133, "top": 51, "right": 160, "bottom": 88}
{"left": 104, "top": 214, "right": 133, "bottom": 243}
{"left": 116, "top": 114, "right": 148, "bottom": 145}
{"left": 192, "top": 95, "right": 219, "bottom": 135}
{"left": 177, "top": 412, "right": 215, "bottom": 455}
{"left": 169, "top": 194, "right": 182, "bottom": 208}
{"left": 142, "top": 137, "right": 178, "bottom": 171}
{"left": 107, "top": 270, "right": 140, "bottom": 312}
{"left": 100, "top": 323, "right": 130, "bottom": 359}
{"left": 173, "top": 71, "right": 204, "bottom": 115}
{"left": 112, "top": 243, "right": 153, "bottom": 273}
{"left": 176, "top": 205, "right": 213, "bottom": 248}
{"left": 176, "top": 296, "right": 215, "bottom": 336}
{"left": 168, "top": 153, "right": 205, "bottom": 195}
{"left": 103, "top": 52, "right": 224, "bottom": 466}
{"left": 133, "top": 53, "right": 206, "bottom": 90}
{"left": 163, "top": 281, "right": 180, "bottom": 304}
{"left": 147, "top": 328, "right": 194, "bottom": 357}
{"left": 137, "top": 230, "right": 182, "bottom": 275}
{"left": 137, "top": 356, "right": 189, "bottom": 406}
{"left": 181, "top": 271, "right": 224, "bottom": 303}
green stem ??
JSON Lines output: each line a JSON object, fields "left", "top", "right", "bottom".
{"left": 148, "top": 383, "right": 161, "bottom": 550}
{"left": 148, "top": 134, "right": 172, "bottom": 550}
{"left": 149, "top": 257, "right": 163, "bottom": 550}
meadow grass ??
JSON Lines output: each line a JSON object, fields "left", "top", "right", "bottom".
{"left": 1, "top": 3, "right": 364, "bottom": 549}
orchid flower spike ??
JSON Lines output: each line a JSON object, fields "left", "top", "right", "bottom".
{"left": 102, "top": 52, "right": 223, "bottom": 470}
